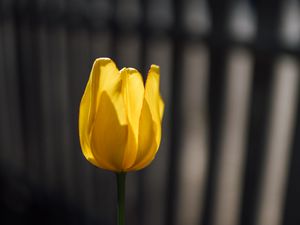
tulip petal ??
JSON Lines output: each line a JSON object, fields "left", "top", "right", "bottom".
{"left": 129, "top": 65, "right": 164, "bottom": 170}
{"left": 144, "top": 65, "right": 163, "bottom": 146}
{"left": 79, "top": 58, "right": 128, "bottom": 170}
{"left": 79, "top": 77, "right": 99, "bottom": 167}
{"left": 82, "top": 58, "right": 125, "bottom": 144}
{"left": 91, "top": 58, "right": 127, "bottom": 125}
{"left": 91, "top": 92, "right": 128, "bottom": 171}
{"left": 129, "top": 100, "right": 157, "bottom": 170}
{"left": 120, "top": 68, "right": 145, "bottom": 169}
{"left": 159, "top": 95, "right": 165, "bottom": 122}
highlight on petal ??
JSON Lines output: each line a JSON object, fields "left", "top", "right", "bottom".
{"left": 120, "top": 68, "right": 145, "bottom": 169}
{"left": 91, "top": 58, "right": 127, "bottom": 125}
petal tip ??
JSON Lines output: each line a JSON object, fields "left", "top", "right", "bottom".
{"left": 95, "top": 57, "right": 112, "bottom": 62}
{"left": 120, "top": 67, "right": 127, "bottom": 73}
{"left": 150, "top": 64, "right": 160, "bottom": 73}
{"left": 127, "top": 67, "right": 139, "bottom": 74}
{"left": 120, "top": 67, "right": 140, "bottom": 73}
{"left": 94, "top": 57, "right": 116, "bottom": 66}
{"left": 121, "top": 67, "right": 144, "bottom": 81}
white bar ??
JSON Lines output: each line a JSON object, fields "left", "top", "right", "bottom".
{"left": 212, "top": 48, "right": 253, "bottom": 225}
{"left": 176, "top": 42, "right": 210, "bottom": 225}
{"left": 255, "top": 56, "right": 299, "bottom": 225}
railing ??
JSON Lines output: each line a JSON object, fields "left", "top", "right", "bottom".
{"left": 0, "top": 0, "right": 300, "bottom": 225}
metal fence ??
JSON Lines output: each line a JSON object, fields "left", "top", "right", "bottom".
{"left": 1, "top": 0, "right": 300, "bottom": 225}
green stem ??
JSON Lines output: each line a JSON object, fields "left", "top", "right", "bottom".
{"left": 116, "top": 172, "right": 126, "bottom": 225}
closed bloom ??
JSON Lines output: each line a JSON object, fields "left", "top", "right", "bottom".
{"left": 79, "top": 58, "right": 164, "bottom": 172}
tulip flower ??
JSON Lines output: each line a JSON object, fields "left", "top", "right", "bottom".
{"left": 79, "top": 57, "right": 164, "bottom": 171}
{"left": 79, "top": 58, "right": 164, "bottom": 225}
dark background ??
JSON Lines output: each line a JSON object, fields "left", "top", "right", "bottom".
{"left": 1, "top": 0, "right": 300, "bottom": 225}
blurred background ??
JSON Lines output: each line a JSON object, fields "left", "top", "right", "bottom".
{"left": 1, "top": 0, "right": 300, "bottom": 225}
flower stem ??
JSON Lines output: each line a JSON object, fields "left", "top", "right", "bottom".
{"left": 116, "top": 172, "right": 126, "bottom": 225}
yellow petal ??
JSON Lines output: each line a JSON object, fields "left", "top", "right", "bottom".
{"left": 79, "top": 58, "right": 127, "bottom": 170}
{"left": 91, "top": 92, "right": 128, "bottom": 171}
{"left": 81, "top": 58, "right": 125, "bottom": 142}
{"left": 144, "top": 65, "right": 163, "bottom": 146}
{"left": 120, "top": 68, "right": 145, "bottom": 169}
{"left": 129, "top": 100, "right": 157, "bottom": 170}
{"left": 93, "top": 58, "right": 127, "bottom": 124}
{"left": 129, "top": 65, "right": 164, "bottom": 170}
{"left": 79, "top": 77, "right": 99, "bottom": 167}
{"left": 159, "top": 95, "right": 165, "bottom": 122}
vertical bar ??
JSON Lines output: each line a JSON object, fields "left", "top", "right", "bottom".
{"left": 239, "top": 0, "right": 281, "bottom": 224}
{"left": 212, "top": 48, "right": 253, "bottom": 225}
{"left": 201, "top": 46, "right": 227, "bottom": 225}
{"left": 143, "top": 37, "right": 173, "bottom": 225}
{"left": 165, "top": 0, "right": 183, "bottom": 224}
{"left": 142, "top": 1, "right": 173, "bottom": 223}
{"left": 255, "top": 56, "right": 299, "bottom": 225}
{"left": 282, "top": 58, "right": 300, "bottom": 225}
{"left": 238, "top": 54, "right": 275, "bottom": 225}
{"left": 201, "top": 0, "right": 232, "bottom": 224}
{"left": 175, "top": 42, "right": 209, "bottom": 225}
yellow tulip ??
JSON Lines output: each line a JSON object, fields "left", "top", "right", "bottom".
{"left": 79, "top": 58, "right": 164, "bottom": 172}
